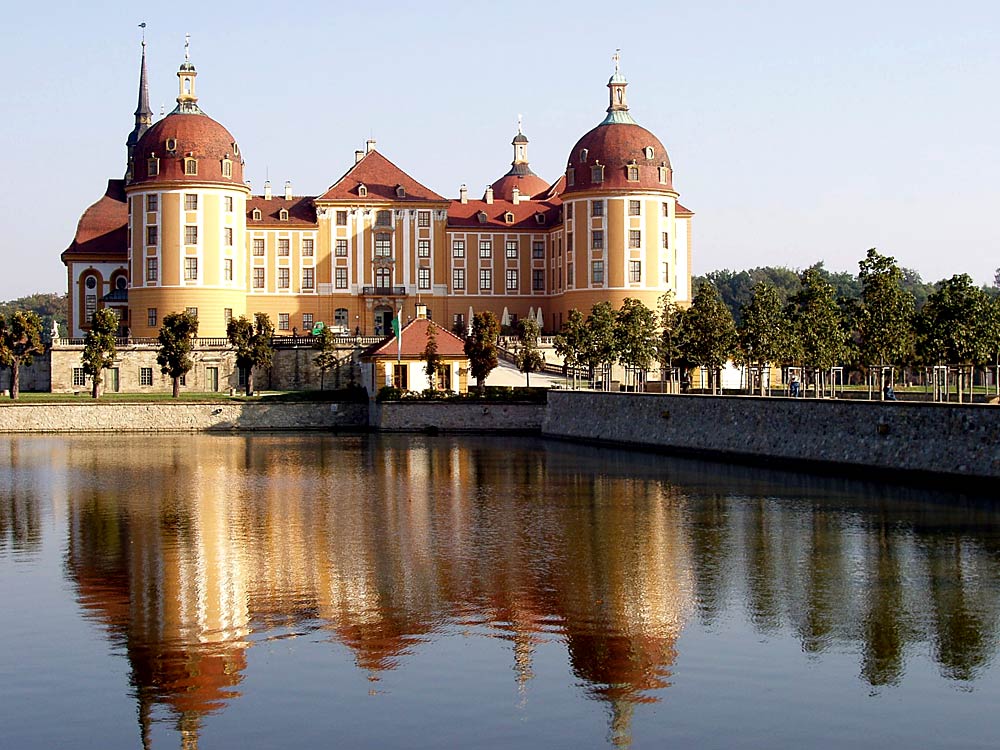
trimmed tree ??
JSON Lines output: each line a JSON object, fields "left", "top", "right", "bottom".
{"left": 676, "top": 282, "right": 736, "bottom": 394}
{"left": 582, "top": 301, "right": 618, "bottom": 390}
{"left": 0, "top": 310, "right": 44, "bottom": 400}
{"left": 614, "top": 297, "right": 657, "bottom": 391}
{"left": 423, "top": 321, "right": 442, "bottom": 391}
{"left": 657, "top": 291, "right": 685, "bottom": 393}
{"left": 313, "top": 326, "right": 339, "bottom": 390}
{"left": 156, "top": 311, "right": 199, "bottom": 398}
{"left": 227, "top": 313, "right": 275, "bottom": 396}
{"left": 553, "top": 308, "right": 588, "bottom": 389}
{"left": 857, "top": 248, "right": 915, "bottom": 399}
{"left": 738, "top": 282, "right": 787, "bottom": 395}
{"left": 514, "top": 318, "right": 544, "bottom": 387}
{"left": 788, "top": 268, "right": 848, "bottom": 397}
{"left": 81, "top": 307, "right": 118, "bottom": 398}
{"left": 464, "top": 310, "right": 500, "bottom": 396}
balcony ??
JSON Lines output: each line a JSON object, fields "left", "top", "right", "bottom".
{"left": 361, "top": 286, "right": 407, "bottom": 296}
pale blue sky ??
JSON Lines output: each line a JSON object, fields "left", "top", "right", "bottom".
{"left": 3, "top": 0, "right": 998, "bottom": 299}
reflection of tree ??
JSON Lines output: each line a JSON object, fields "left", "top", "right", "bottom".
{"left": 0, "top": 440, "right": 42, "bottom": 555}
{"left": 859, "top": 518, "right": 909, "bottom": 687}
{"left": 744, "top": 499, "right": 781, "bottom": 633}
{"left": 798, "top": 509, "right": 846, "bottom": 654}
{"left": 687, "top": 493, "right": 731, "bottom": 624}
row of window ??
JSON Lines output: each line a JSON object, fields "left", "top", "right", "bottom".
{"left": 565, "top": 163, "right": 669, "bottom": 186}
{"left": 450, "top": 240, "right": 546, "bottom": 259}
{"left": 566, "top": 200, "right": 672, "bottom": 219}
{"left": 251, "top": 267, "right": 315, "bottom": 290}
{"left": 448, "top": 268, "right": 545, "bottom": 292}
{"left": 146, "top": 156, "right": 233, "bottom": 179}
{"left": 332, "top": 210, "right": 433, "bottom": 227}
{"left": 252, "top": 238, "right": 315, "bottom": 257}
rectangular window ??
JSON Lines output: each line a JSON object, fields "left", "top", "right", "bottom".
{"left": 140, "top": 367, "right": 153, "bottom": 387}
{"left": 418, "top": 239, "right": 430, "bottom": 258}
{"left": 662, "top": 232, "right": 669, "bottom": 249}
{"left": 479, "top": 269, "right": 492, "bottom": 290}
{"left": 479, "top": 240, "right": 492, "bottom": 258}
{"left": 146, "top": 194, "right": 158, "bottom": 212}
{"left": 224, "top": 196, "right": 233, "bottom": 212}
{"left": 302, "top": 267, "right": 314, "bottom": 290}
{"left": 335, "top": 267, "right": 348, "bottom": 289}
{"left": 567, "top": 264, "right": 574, "bottom": 286}
{"left": 452, "top": 240, "right": 465, "bottom": 258}
{"left": 532, "top": 241, "right": 544, "bottom": 259}
{"left": 628, "top": 200, "right": 641, "bottom": 216}
{"left": 253, "top": 238, "right": 265, "bottom": 256}
{"left": 506, "top": 240, "right": 518, "bottom": 259}
{"left": 592, "top": 230, "right": 604, "bottom": 250}
{"left": 302, "top": 238, "right": 314, "bottom": 257}
{"left": 253, "top": 268, "right": 265, "bottom": 289}
{"left": 533, "top": 269, "right": 544, "bottom": 291}
{"left": 661, "top": 262, "right": 669, "bottom": 285}
{"left": 224, "top": 258, "right": 233, "bottom": 281}
{"left": 146, "top": 258, "right": 158, "bottom": 282}
{"left": 662, "top": 202, "right": 670, "bottom": 217}
{"left": 335, "top": 239, "right": 348, "bottom": 256}
{"left": 452, "top": 268, "right": 465, "bottom": 290}
{"left": 146, "top": 225, "right": 158, "bottom": 245}
{"left": 417, "top": 210, "right": 431, "bottom": 227}
{"left": 375, "top": 267, "right": 391, "bottom": 288}
{"left": 278, "top": 238, "right": 290, "bottom": 256}
{"left": 147, "top": 158, "right": 159, "bottom": 176}
{"left": 418, "top": 267, "right": 431, "bottom": 290}
{"left": 72, "top": 368, "right": 86, "bottom": 387}
{"left": 185, "top": 307, "right": 198, "bottom": 318}
{"left": 179, "top": 373, "right": 186, "bottom": 387}
{"left": 225, "top": 227, "right": 233, "bottom": 246}
{"left": 375, "top": 233, "right": 391, "bottom": 257}
{"left": 336, "top": 210, "right": 348, "bottom": 226}
{"left": 627, "top": 166, "right": 640, "bottom": 181}
{"left": 184, "top": 257, "right": 198, "bottom": 280}
{"left": 279, "top": 313, "right": 290, "bottom": 331}
{"left": 629, "top": 230, "right": 641, "bottom": 249}
{"left": 591, "top": 165, "right": 604, "bottom": 183}
{"left": 224, "top": 308, "right": 233, "bottom": 325}
{"left": 592, "top": 260, "right": 604, "bottom": 284}
{"left": 185, "top": 194, "right": 198, "bottom": 211}
{"left": 375, "top": 210, "right": 392, "bottom": 227}
{"left": 592, "top": 200, "right": 604, "bottom": 217}
{"left": 184, "top": 159, "right": 198, "bottom": 176}
{"left": 278, "top": 267, "right": 290, "bottom": 288}
{"left": 302, "top": 313, "right": 313, "bottom": 330}
{"left": 629, "top": 260, "right": 642, "bottom": 282}
{"left": 147, "top": 307, "right": 157, "bottom": 327}
{"left": 185, "top": 225, "right": 198, "bottom": 245}
{"left": 506, "top": 269, "right": 518, "bottom": 291}
{"left": 566, "top": 203, "right": 574, "bottom": 219}
{"left": 392, "top": 364, "right": 408, "bottom": 390}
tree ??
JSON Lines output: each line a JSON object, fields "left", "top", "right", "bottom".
{"left": 857, "top": 249, "right": 915, "bottom": 399}
{"left": 614, "top": 297, "right": 657, "bottom": 390}
{"left": 514, "top": 318, "right": 544, "bottom": 387}
{"left": 81, "top": 307, "right": 118, "bottom": 398}
{"left": 313, "top": 326, "right": 339, "bottom": 390}
{"left": 553, "top": 308, "right": 588, "bottom": 389}
{"left": 737, "top": 282, "right": 787, "bottom": 395}
{"left": 0, "top": 310, "right": 44, "bottom": 400}
{"left": 788, "top": 268, "right": 848, "bottom": 397}
{"left": 582, "top": 301, "right": 618, "bottom": 390}
{"left": 422, "top": 321, "right": 442, "bottom": 390}
{"left": 0, "top": 292, "right": 68, "bottom": 341}
{"left": 676, "top": 282, "right": 736, "bottom": 394}
{"left": 657, "top": 291, "right": 686, "bottom": 392}
{"left": 156, "top": 311, "right": 199, "bottom": 398}
{"left": 227, "top": 313, "right": 274, "bottom": 396}
{"left": 464, "top": 311, "right": 499, "bottom": 396}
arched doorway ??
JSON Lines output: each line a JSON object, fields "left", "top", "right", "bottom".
{"left": 374, "top": 306, "right": 394, "bottom": 336}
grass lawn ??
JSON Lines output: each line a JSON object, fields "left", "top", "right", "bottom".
{"left": 0, "top": 389, "right": 366, "bottom": 404}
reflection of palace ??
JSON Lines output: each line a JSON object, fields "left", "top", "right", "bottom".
{"left": 61, "top": 435, "right": 1000, "bottom": 748}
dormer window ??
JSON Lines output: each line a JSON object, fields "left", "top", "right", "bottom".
{"left": 252, "top": 208, "right": 262, "bottom": 221}
{"left": 504, "top": 212, "right": 514, "bottom": 224}
{"left": 534, "top": 213, "right": 545, "bottom": 225}
{"left": 232, "top": 142, "right": 240, "bottom": 157}
{"left": 590, "top": 163, "right": 604, "bottom": 183}
{"left": 627, "top": 164, "right": 640, "bottom": 181}
{"left": 166, "top": 138, "right": 178, "bottom": 152}
{"left": 147, "top": 156, "right": 159, "bottom": 177}
{"left": 183, "top": 157, "right": 198, "bottom": 176}
{"left": 579, "top": 148, "right": 589, "bottom": 162}
{"left": 476, "top": 211, "right": 488, "bottom": 224}
{"left": 221, "top": 158, "right": 233, "bottom": 178}
{"left": 566, "top": 166, "right": 575, "bottom": 187}
{"left": 644, "top": 146, "right": 654, "bottom": 160}
{"left": 395, "top": 185, "right": 406, "bottom": 198}
{"left": 658, "top": 165, "right": 668, "bottom": 184}
{"left": 357, "top": 183, "right": 368, "bottom": 197}
{"left": 279, "top": 208, "right": 289, "bottom": 221}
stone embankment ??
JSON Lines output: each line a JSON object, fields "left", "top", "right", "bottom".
{"left": 543, "top": 391, "right": 1000, "bottom": 484}
{"left": 371, "top": 401, "right": 544, "bottom": 432}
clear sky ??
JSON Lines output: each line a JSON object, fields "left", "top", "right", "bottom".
{"left": 3, "top": 0, "right": 998, "bottom": 299}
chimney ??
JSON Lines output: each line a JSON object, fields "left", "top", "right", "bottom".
{"left": 366, "top": 138, "right": 377, "bottom": 154}
{"left": 512, "top": 186, "right": 520, "bottom": 206}
{"left": 355, "top": 149, "right": 365, "bottom": 164}
{"left": 485, "top": 186, "right": 494, "bottom": 205}
{"left": 263, "top": 180, "right": 272, "bottom": 200}
{"left": 284, "top": 180, "right": 292, "bottom": 200}
{"left": 459, "top": 184, "right": 468, "bottom": 204}
{"left": 415, "top": 303, "right": 428, "bottom": 320}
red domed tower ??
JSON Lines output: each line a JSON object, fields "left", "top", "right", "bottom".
{"left": 125, "top": 38, "right": 250, "bottom": 337}
{"left": 489, "top": 118, "right": 549, "bottom": 202}
{"left": 558, "top": 53, "right": 692, "bottom": 319}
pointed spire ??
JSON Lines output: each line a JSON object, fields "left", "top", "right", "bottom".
{"left": 126, "top": 26, "right": 154, "bottom": 181}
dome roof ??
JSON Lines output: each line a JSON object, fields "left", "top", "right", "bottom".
{"left": 564, "top": 122, "right": 672, "bottom": 195}
{"left": 130, "top": 113, "right": 243, "bottom": 186}
{"left": 490, "top": 170, "right": 549, "bottom": 201}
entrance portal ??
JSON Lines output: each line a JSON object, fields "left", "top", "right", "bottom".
{"left": 374, "top": 306, "right": 394, "bottom": 336}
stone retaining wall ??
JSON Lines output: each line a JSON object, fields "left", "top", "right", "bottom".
{"left": 543, "top": 391, "right": 1000, "bottom": 482}
{"left": 0, "top": 402, "right": 368, "bottom": 432}
{"left": 371, "top": 401, "right": 545, "bottom": 432}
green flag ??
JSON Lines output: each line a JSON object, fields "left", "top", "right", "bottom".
{"left": 391, "top": 308, "right": 402, "bottom": 362}
{"left": 390, "top": 314, "right": 400, "bottom": 339}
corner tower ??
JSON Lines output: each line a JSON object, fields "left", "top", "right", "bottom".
{"left": 125, "top": 38, "right": 251, "bottom": 338}
{"left": 125, "top": 35, "right": 153, "bottom": 182}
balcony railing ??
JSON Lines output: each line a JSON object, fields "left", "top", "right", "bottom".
{"left": 361, "top": 286, "right": 407, "bottom": 296}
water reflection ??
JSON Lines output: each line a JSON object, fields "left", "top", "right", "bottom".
{"left": 37, "top": 434, "right": 1000, "bottom": 747}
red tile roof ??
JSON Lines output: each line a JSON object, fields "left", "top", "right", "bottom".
{"left": 130, "top": 113, "right": 244, "bottom": 186}
{"left": 489, "top": 171, "right": 550, "bottom": 202}
{"left": 317, "top": 150, "right": 446, "bottom": 203}
{"left": 246, "top": 195, "right": 317, "bottom": 226}
{"left": 61, "top": 179, "right": 127, "bottom": 261}
{"left": 676, "top": 202, "right": 694, "bottom": 217}
{"left": 447, "top": 198, "right": 561, "bottom": 230}
{"left": 362, "top": 317, "right": 468, "bottom": 359}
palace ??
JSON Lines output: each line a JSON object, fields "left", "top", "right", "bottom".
{"left": 62, "top": 42, "right": 693, "bottom": 341}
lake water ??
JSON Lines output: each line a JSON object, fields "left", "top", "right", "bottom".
{"left": 1, "top": 433, "right": 998, "bottom": 749}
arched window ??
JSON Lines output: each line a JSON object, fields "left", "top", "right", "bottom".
{"left": 335, "top": 308, "right": 348, "bottom": 328}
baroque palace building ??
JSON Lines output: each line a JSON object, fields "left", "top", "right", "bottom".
{"left": 62, "top": 43, "right": 692, "bottom": 340}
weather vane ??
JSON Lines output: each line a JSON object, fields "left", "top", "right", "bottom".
{"left": 613, "top": 49, "right": 621, "bottom": 73}
{"left": 185, "top": 32, "right": 191, "bottom": 61}
{"left": 139, "top": 22, "right": 146, "bottom": 45}
{"left": 517, "top": 113, "right": 523, "bottom": 134}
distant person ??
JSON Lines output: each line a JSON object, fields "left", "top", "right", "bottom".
{"left": 884, "top": 383, "right": 896, "bottom": 401}
{"left": 790, "top": 375, "right": 800, "bottom": 398}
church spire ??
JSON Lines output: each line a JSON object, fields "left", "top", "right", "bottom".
{"left": 126, "top": 25, "right": 153, "bottom": 181}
